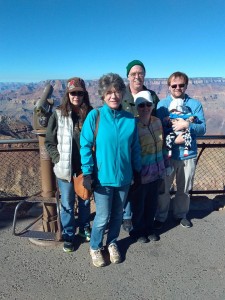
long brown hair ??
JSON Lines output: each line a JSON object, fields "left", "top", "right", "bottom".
{"left": 59, "top": 90, "right": 92, "bottom": 122}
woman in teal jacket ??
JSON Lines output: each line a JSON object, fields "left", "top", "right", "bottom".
{"left": 80, "top": 73, "right": 142, "bottom": 268}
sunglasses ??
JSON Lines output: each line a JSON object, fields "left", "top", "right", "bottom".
{"left": 170, "top": 84, "right": 186, "bottom": 89}
{"left": 138, "top": 102, "right": 152, "bottom": 108}
{"left": 70, "top": 91, "right": 84, "bottom": 96}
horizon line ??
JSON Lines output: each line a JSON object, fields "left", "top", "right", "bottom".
{"left": 0, "top": 76, "right": 225, "bottom": 84}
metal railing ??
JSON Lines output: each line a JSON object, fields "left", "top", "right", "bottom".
{"left": 0, "top": 136, "right": 225, "bottom": 201}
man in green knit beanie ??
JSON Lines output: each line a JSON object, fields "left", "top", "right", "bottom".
{"left": 122, "top": 59, "right": 160, "bottom": 232}
{"left": 122, "top": 59, "right": 159, "bottom": 117}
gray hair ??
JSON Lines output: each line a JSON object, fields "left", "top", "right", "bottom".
{"left": 98, "top": 73, "right": 126, "bottom": 100}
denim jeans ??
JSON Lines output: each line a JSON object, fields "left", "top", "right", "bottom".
{"left": 123, "top": 198, "right": 132, "bottom": 220}
{"left": 57, "top": 178, "right": 90, "bottom": 241}
{"left": 131, "top": 180, "right": 159, "bottom": 237}
{"left": 90, "top": 185, "right": 130, "bottom": 250}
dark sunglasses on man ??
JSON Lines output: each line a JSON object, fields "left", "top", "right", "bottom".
{"left": 138, "top": 102, "right": 153, "bottom": 108}
{"left": 170, "top": 84, "right": 186, "bottom": 89}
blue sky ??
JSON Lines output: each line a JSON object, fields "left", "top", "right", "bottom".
{"left": 1, "top": 0, "right": 225, "bottom": 82}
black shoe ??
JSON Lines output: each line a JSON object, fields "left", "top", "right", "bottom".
{"left": 122, "top": 219, "right": 132, "bottom": 232}
{"left": 179, "top": 218, "right": 192, "bottom": 228}
{"left": 137, "top": 236, "right": 149, "bottom": 243}
{"left": 63, "top": 241, "right": 74, "bottom": 253}
{"left": 129, "top": 230, "right": 148, "bottom": 243}
{"left": 148, "top": 233, "right": 160, "bottom": 241}
{"left": 153, "top": 220, "right": 164, "bottom": 230}
{"left": 78, "top": 226, "right": 91, "bottom": 242}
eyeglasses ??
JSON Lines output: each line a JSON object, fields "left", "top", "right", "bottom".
{"left": 170, "top": 84, "right": 186, "bottom": 89}
{"left": 105, "top": 90, "right": 121, "bottom": 96}
{"left": 138, "top": 102, "right": 152, "bottom": 108}
{"left": 69, "top": 91, "right": 84, "bottom": 96}
{"left": 129, "top": 72, "right": 145, "bottom": 78}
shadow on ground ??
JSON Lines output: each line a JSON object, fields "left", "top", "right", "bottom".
{"left": 154, "top": 194, "right": 225, "bottom": 237}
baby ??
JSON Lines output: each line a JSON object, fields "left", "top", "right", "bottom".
{"left": 166, "top": 98, "right": 197, "bottom": 157}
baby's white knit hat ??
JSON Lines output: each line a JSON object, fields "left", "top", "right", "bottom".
{"left": 168, "top": 98, "right": 184, "bottom": 112}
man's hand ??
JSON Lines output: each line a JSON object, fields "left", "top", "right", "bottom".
{"left": 172, "top": 118, "right": 189, "bottom": 132}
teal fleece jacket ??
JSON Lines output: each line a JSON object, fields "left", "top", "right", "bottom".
{"left": 157, "top": 94, "right": 206, "bottom": 160}
{"left": 80, "top": 104, "right": 142, "bottom": 187}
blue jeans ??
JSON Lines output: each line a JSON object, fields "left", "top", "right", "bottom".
{"left": 57, "top": 178, "right": 90, "bottom": 241}
{"left": 131, "top": 180, "right": 160, "bottom": 237}
{"left": 90, "top": 185, "right": 130, "bottom": 250}
{"left": 123, "top": 198, "right": 132, "bottom": 220}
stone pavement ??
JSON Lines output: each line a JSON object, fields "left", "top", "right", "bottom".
{"left": 0, "top": 196, "right": 225, "bottom": 300}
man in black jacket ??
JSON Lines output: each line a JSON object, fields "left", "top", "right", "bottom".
{"left": 121, "top": 59, "right": 160, "bottom": 232}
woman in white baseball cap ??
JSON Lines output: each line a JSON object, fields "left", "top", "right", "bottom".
{"left": 129, "top": 90, "right": 168, "bottom": 243}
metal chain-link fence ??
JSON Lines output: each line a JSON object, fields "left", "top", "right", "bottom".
{"left": 0, "top": 137, "right": 225, "bottom": 200}
{"left": 0, "top": 140, "right": 41, "bottom": 199}
{"left": 191, "top": 138, "right": 225, "bottom": 193}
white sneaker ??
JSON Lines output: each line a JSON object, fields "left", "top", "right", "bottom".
{"left": 108, "top": 243, "right": 121, "bottom": 264}
{"left": 90, "top": 248, "right": 106, "bottom": 267}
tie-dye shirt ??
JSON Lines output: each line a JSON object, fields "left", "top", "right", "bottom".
{"left": 136, "top": 116, "right": 167, "bottom": 184}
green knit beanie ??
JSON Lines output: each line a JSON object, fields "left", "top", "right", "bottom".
{"left": 126, "top": 60, "right": 146, "bottom": 77}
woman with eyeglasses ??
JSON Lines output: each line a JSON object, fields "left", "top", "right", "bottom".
{"left": 80, "top": 73, "right": 142, "bottom": 267}
{"left": 129, "top": 90, "right": 168, "bottom": 243}
{"left": 45, "top": 77, "right": 93, "bottom": 253}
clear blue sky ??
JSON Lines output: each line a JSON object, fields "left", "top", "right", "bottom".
{"left": 1, "top": 0, "right": 225, "bottom": 82}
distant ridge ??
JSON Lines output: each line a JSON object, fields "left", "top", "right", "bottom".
{"left": 0, "top": 77, "right": 225, "bottom": 138}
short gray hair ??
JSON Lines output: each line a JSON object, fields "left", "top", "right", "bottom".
{"left": 98, "top": 73, "right": 126, "bottom": 100}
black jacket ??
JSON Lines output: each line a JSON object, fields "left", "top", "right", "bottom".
{"left": 121, "top": 85, "right": 159, "bottom": 117}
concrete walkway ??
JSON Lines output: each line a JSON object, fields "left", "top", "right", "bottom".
{"left": 0, "top": 196, "right": 225, "bottom": 300}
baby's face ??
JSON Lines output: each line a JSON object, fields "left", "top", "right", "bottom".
{"left": 171, "top": 109, "right": 182, "bottom": 115}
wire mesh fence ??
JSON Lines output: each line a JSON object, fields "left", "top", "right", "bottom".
{"left": 191, "top": 138, "right": 225, "bottom": 194}
{"left": 0, "top": 136, "right": 225, "bottom": 200}
{"left": 0, "top": 139, "right": 41, "bottom": 199}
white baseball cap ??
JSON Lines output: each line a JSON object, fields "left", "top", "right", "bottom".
{"left": 134, "top": 91, "right": 153, "bottom": 107}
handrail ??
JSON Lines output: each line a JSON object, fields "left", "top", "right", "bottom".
{"left": 0, "top": 136, "right": 225, "bottom": 145}
{"left": 197, "top": 135, "right": 225, "bottom": 140}
{"left": 0, "top": 139, "right": 38, "bottom": 144}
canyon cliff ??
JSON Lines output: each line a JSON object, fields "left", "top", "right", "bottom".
{"left": 0, "top": 77, "right": 225, "bottom": 138}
